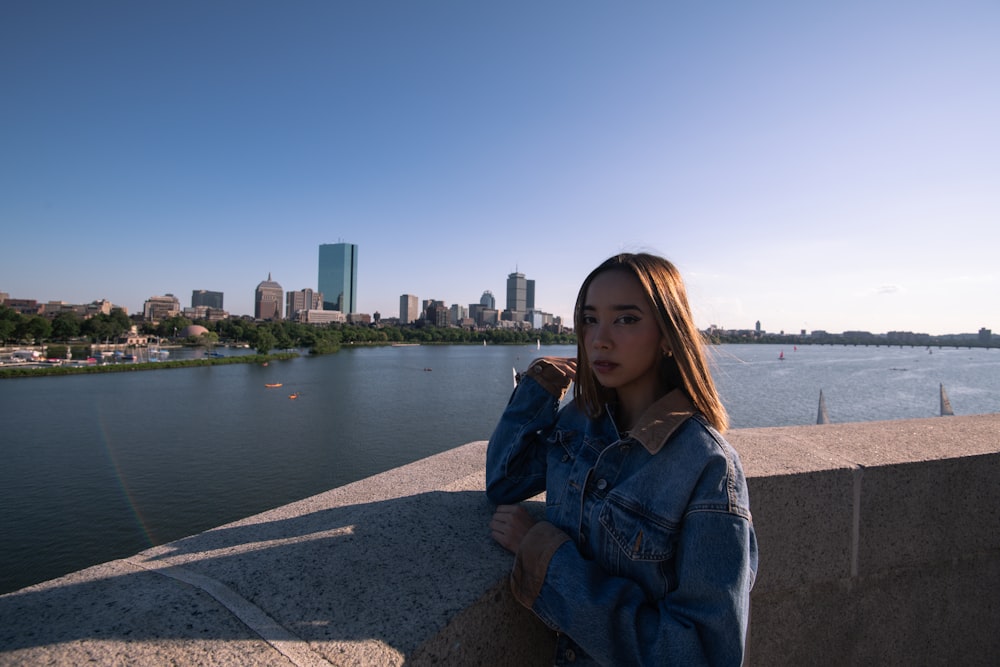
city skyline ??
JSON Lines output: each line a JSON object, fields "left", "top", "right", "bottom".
{"left": 2, "top": 2, "right": 997, "bottom": 336}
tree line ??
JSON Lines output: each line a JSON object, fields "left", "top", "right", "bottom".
{"left": 0, "top": 305, "right": 576, "bottom": 354}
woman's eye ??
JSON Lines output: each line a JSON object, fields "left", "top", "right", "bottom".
{"left": 582, "top": 315, "right": 598, "bottom": 325}
{"left": 616, "top": 315, "right": 639, "bottom": 325}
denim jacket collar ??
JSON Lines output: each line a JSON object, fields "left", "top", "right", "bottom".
{"left": 622, "top": 389, "right": 697, "bottom": 456}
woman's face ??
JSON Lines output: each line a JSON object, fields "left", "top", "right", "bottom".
{"left": 581, "top": 269, "right": 665, "bottom": 397}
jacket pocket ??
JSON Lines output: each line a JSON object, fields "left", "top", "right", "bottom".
{"left": 598, "top": 496, "right": 678, "bottom": 598}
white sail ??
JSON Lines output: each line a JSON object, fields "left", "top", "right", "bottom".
{"left": 816, "top": 390, "right": 830, "bottom": 425}
{"left": 940, "top": 383, "right": 955, "bottom": 416}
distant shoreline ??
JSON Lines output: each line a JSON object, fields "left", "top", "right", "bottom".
{"left": 0, "top": 352, "right": 299, "bottom": 379}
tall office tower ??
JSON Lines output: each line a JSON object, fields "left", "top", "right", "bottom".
{"left": 400, "top": 294, "right": 419, "bottom": 324}
{"left": 254, "top": 274, "right": 283, "bottom": 320}
{"left": 286, "top": 288, "right": 323, "bottom": 320}
{"left": 318, "top": 243, "right": 358, "bottom": 313}
{"left": 506, "top": 272, "right": 528, "bottom": 313}
{"left": 526, "top": 280, "right": 535, "bottom": 311}
{"left": 191, "top": 290, "right": 224, "bottom": 310}
{"left": 480, "top": 290, "right": 495, "bottom": 309}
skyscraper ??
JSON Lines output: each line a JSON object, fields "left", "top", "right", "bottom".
{"left": 318, "top": 243, "right": 358, "bottom": 313}
{"left": 191, "top": 290, "right": 223, "bottom": 310}
{"left": 254, "top": 274, "right": 283, "bottom": 320}
{"left": 399, "top": 294, "right": 419, "bottom": 324}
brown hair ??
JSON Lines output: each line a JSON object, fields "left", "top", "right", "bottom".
{"left": 572, "top": 253, "right": 729, "bottom": 433}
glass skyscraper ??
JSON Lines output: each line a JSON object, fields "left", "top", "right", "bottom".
{"left": 318, "top": 243, "right": 358, "bottom": 313}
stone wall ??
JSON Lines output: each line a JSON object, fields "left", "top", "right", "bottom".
{"left": 732, "top": 414, "right": 1000, "bottom": 665}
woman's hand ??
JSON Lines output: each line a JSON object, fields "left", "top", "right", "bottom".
{"left": 490, "top": 504, "right": 537, "bottom": 553}
{"left": 519, "top": 357, "right": 577, "bottom": 398}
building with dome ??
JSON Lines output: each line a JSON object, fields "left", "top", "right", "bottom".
{"left": 254, "top": 274, "right": 283, "bottom": 321}
{"left": 177, "top": 324, "right": 210, "bottom": 339}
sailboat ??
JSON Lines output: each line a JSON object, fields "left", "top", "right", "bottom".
{"left": 536, "top": 338, "right": 540, "bottom": 350}
{"left": 778, "top": 351, "right": 785, "bottom": 361}
{"left": 816, "top": 390, "right": 830, "bottom": 424}
{"left": 940, "top": 384, "right": 954, "bottom": 416}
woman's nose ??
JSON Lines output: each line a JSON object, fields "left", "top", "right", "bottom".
{"left": 590, "top": 323, "right": 611, "bottom": 349}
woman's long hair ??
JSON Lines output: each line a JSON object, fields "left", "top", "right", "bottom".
{"left": 573, "top": 253, "right": 729, "bottom": 433}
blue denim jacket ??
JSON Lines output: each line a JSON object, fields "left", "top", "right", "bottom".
{"left": 486, "top": 372, "right": 757, "bottom": 666}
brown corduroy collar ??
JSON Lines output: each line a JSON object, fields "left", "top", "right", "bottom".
{"left": 625, "top": 389, "right": 697, "bottom": 455}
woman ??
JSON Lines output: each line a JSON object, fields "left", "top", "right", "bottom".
{"left": 487, "top": 253, "right": 757, "bottom": 666}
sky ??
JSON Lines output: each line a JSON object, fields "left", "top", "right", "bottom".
{"left": 2, "top": 1, "right": 998, "bottom": 336}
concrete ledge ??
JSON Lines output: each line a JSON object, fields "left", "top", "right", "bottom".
{"left": 0, "top": 443, "right": 552, "bottom": 666}
{"left": 2, "top": 414, "right": 998, "bottom": 665}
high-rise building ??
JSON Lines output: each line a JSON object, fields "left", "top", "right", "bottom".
{"left": 286, "top": 288, "right": 323, "bottom": 320}
{"left": 318, "top": 243, "right": 358, "bottom": 313}
{"left": 192, "top": 290, "right": 224, "bottom": 310}
{"left": 254, "top": 274, "right": 283, "bottom": 320}
{"left": 506, "top": 272, "right": 527, "bottom": 313}
{"left": 480, "top": 290, "right": 495, "bottom": 309}
{"left": 505, "top": 272, "right": 537, "bottom": 321}
{"left": 399, "top": 294, "right": 419, "bottom": 324}
{"left": 425, "top": 300, "right": 449, "bottom": 327}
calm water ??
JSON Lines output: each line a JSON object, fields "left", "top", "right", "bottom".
{"left": 1, "top": 343, "right": 997, "bottom": 594}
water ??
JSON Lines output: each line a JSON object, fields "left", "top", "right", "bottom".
{"left": 1, "top": 343, "right": 997, "bottom": 595}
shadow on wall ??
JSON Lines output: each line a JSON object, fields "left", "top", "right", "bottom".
{"left": 0, "top": 489, "right": 551, "bottom": 662}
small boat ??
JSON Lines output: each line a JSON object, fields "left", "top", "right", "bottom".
{"left": 265, "top": 383, "right": 283, "bottom": 388}
{"left": 778, "top": 351, "right": 785, "bottom": 360}
{"left": 288, "top": 392, "right": 299, "bottom": 400}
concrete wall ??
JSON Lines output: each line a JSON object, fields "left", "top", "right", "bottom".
{"left": 1, "top": 414, "right": 998, "bottom": 665}
{"left": 732, "top": 414, "right": 1000, "bottom": 665}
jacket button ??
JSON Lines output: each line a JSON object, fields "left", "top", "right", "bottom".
{"left": 564, "top": 648, "right": 576, "bottom": 662}
{"left": 596, "top": 478, "right": 607, "bottom": 490}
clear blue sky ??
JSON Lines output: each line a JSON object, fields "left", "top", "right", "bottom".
{"left": 2, "top": 1, "right": 997, "bottom": 335}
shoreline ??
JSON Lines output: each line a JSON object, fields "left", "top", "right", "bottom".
{"left": 0, "top": 352, "right": 300, "bottom": 379}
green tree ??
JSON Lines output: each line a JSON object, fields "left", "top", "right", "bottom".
{"left": 197, "top": 331, "right": 220, "bottom": 348}
{"left": 0, "top": 306, "right": 22, "bottom": 344}
{"left": 254, "top": 329, "right": 277, "bottom": 354}
{"left": 51, "top": 312, "right": 82, "bottom": 340}
{"left": 109, "top": 308, "right": 131, "bottom": 335}
{"left": 17, "top": 315, "right": 52, "bottom": 343}
{"left": 81, "top": 315, "right": 115, "bottom": 343}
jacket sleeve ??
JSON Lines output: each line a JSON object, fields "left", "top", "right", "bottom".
{"left": 485, "top": 359, "right": 574, "bottom": 505}
{"left": 515, "top": 505, "right": 757, "bottom": 666}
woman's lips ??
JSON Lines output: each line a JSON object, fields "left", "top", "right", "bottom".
{"left": 592, "top": 360, "right": 618, "bottom": 374}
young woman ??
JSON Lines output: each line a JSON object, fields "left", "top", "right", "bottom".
{"left": 487, "top": 253, "right": 757, "bottom": 666}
